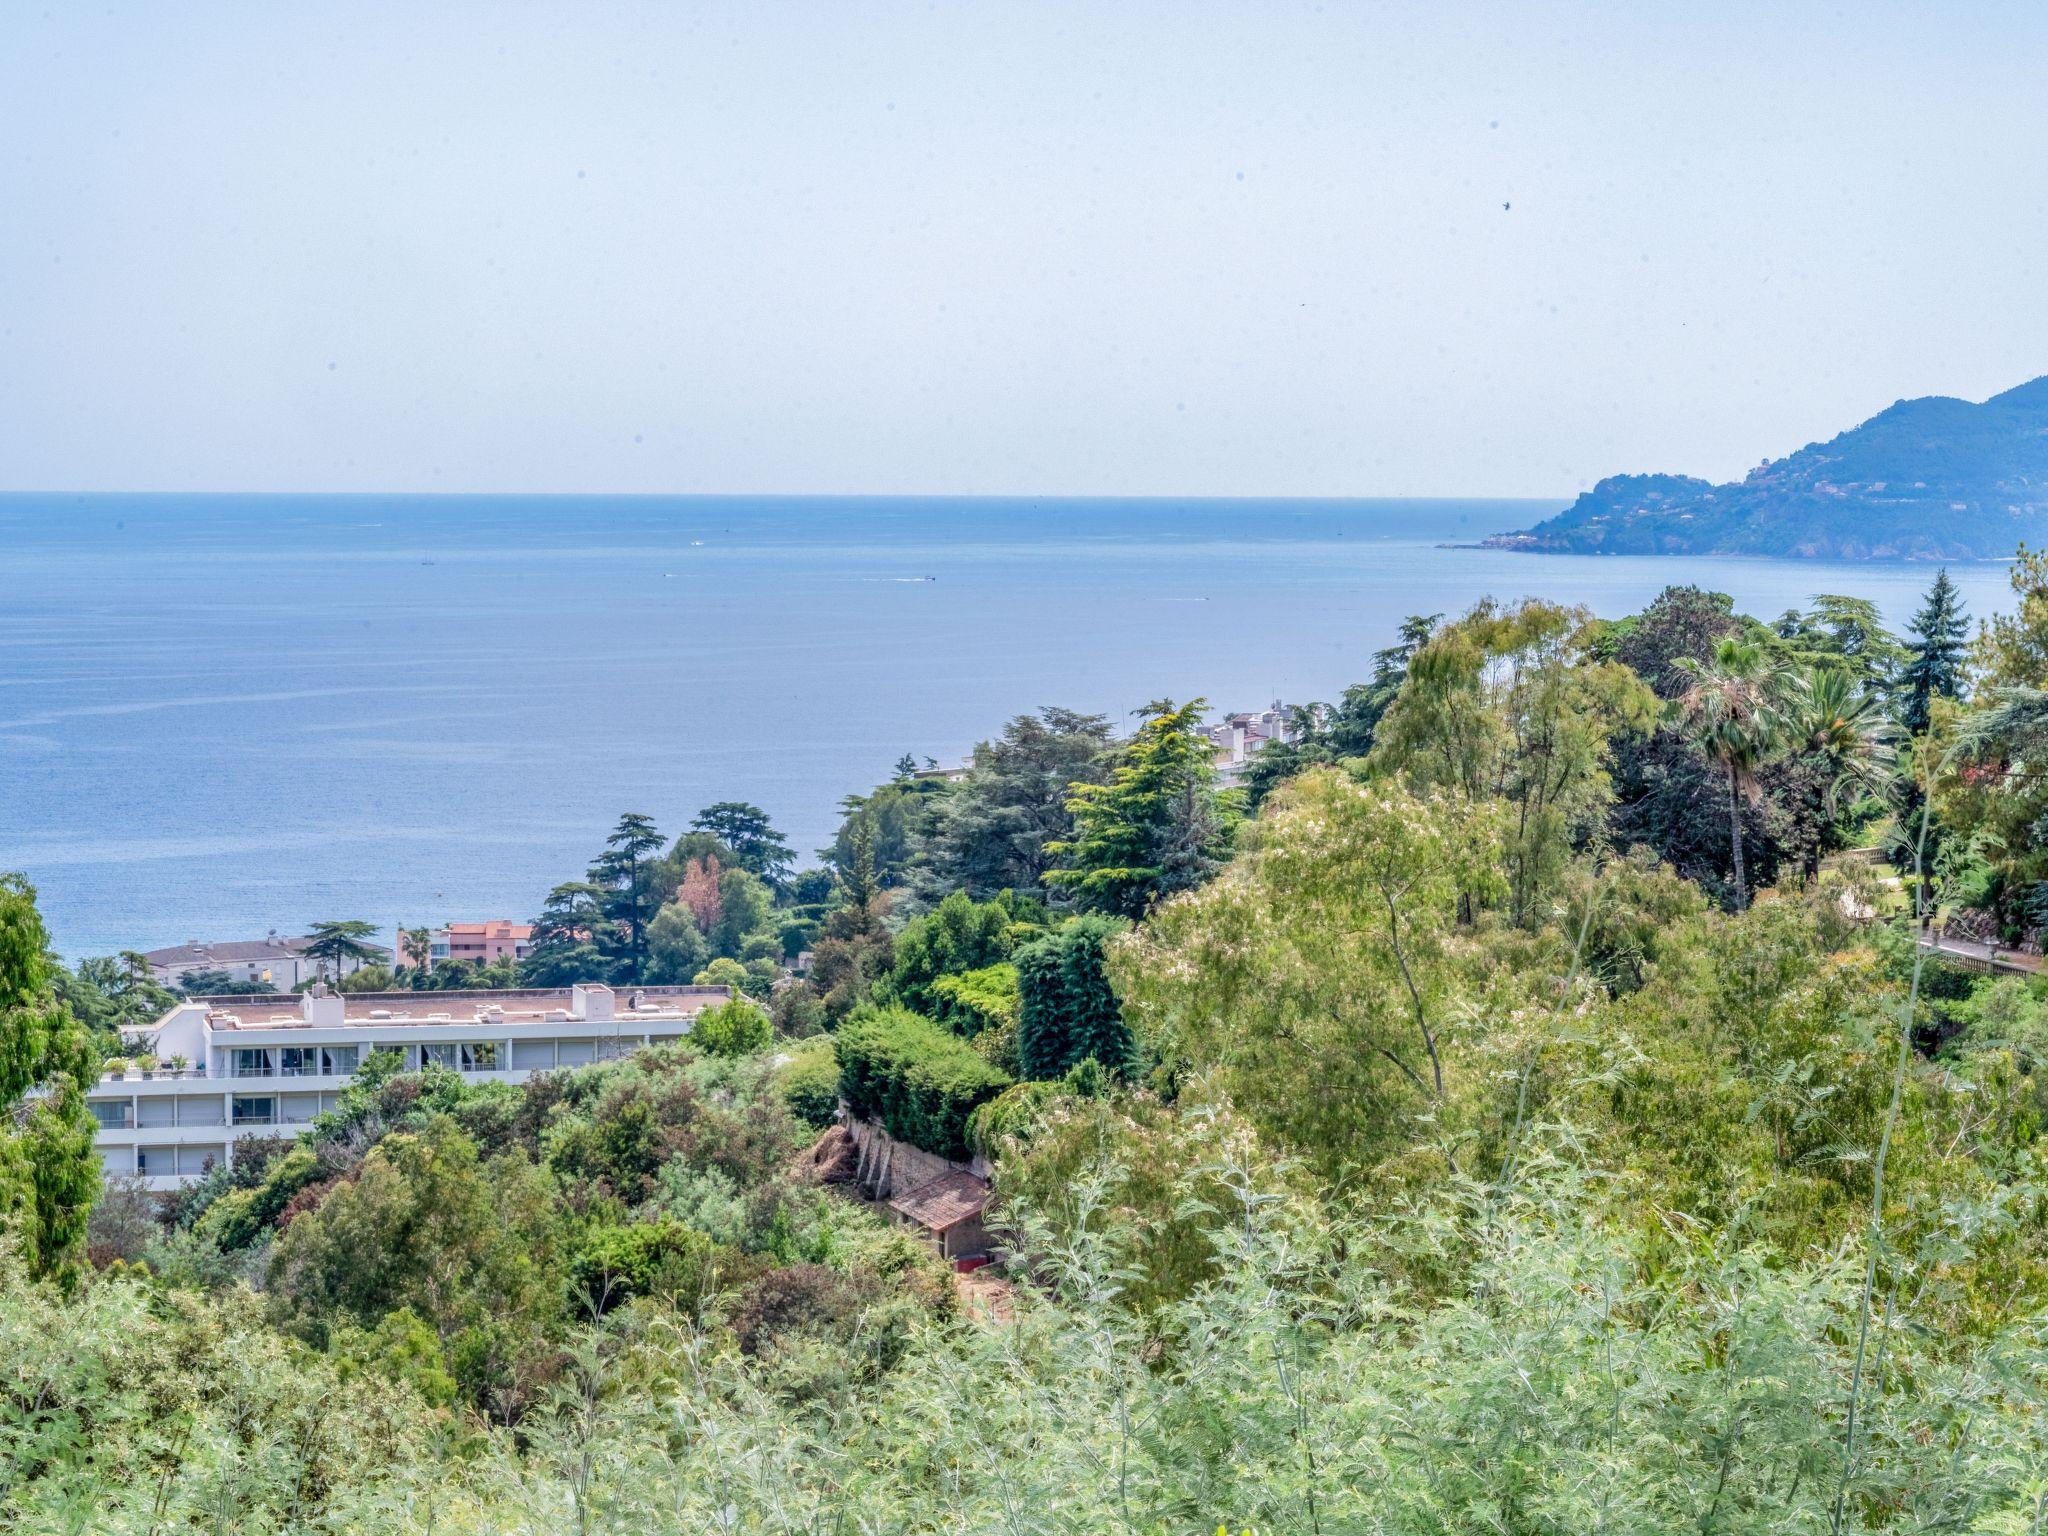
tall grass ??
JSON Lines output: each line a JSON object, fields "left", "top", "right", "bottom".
{"left": 5, "top": 1128, "right": 2044, "bottom": 1533}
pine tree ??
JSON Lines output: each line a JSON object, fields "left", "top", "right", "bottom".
{"left": 1899, "top": 568, "right": 1969, "bottom": 735}
{"left": 301, "top": 919, "right": 383, "bottom": 984}
{"left": 0, "top": 874, "right": 100, "bottom": 1286}
{"left": 689, "top": 802, "right": 794, "bottom": 887}
{"left": 593, "top": 813, "right": 664, "bottom": 983}
{"left": 1044, "top": 699, "right": 1236, "bottom": 917}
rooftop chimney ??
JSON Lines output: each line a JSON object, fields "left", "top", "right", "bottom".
{"left": 301, "top": 991, "right": 345, "bottom": 1028}
{"left": 570, "top": 983, "right": 615, "bottom": 1022}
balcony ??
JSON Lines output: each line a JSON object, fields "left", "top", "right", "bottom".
{"left": 100, "top": 1066, "right": 208, "bottom": 1084}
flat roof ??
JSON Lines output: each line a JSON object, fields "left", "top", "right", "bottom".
{"left": 194, "top": 985, "right": 729, "bottom": 1030}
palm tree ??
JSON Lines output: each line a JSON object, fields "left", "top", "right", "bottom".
{"left": 400, "top": 926, "right": 433, "bottom": 977}
{"left": 1783, "top": 666, "right": 1897, "bottom": 877}
{"left": 1671, "top": 638, "right": 1786, "bottom": 910}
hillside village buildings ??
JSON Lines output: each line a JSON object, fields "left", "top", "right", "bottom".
{"left": 1205, "top": 701, "right": 1297, "bottom": 782}
{"left": 143, "top": 932, "right": 392, "bottom": 991}
{"left": 89, "top": 982, "right": 729, "bottom": 1187}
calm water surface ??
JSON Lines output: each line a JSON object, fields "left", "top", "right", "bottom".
{"left": 0, "top": 494, "right": 2016, "bottom": 958}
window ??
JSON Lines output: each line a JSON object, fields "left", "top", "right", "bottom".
{"left": 178, "top": 1098, "right": 224, "bottom": 1127}
{"left": 281, "top": 1093, "right": 321, "bottom": 1123}
{"left": 136, "top": 1146, "right": 175, "bottom": 1176}
{"left": 89, "top": 1101, "right": 131, "bottom": 1130}
{"left": 280, "top": 1047, "right": 319, "bottom": 1077}
{"left": 231, "top": 1096, "right": 275, "bottom": 1126}
{"left": 98, "top": 1147, "right": 131, "bottom": 1174}
{"left": 459, "top": 1041, "right": 499, "bottom": 1071}
{"left": 556, "top": 1040, "right": 596, "bottom": 1066}
{"left": 510, "top": 1040, "right": 555, "bottom": 1070}
{"left": 320, "top": 1045, "right": 359, "bottom": 1076}
{"left": 421, "top": 1043, "right": 458, "bottom": 1070}
{"left": 137, "top": 1097, "right": 178, "bottom": 1128}
{"left": 232, "top": 1048, "right": 274, "bottom": 1079}
{"left": 177, "top": 1145, "right": 223, "bottom": 1176}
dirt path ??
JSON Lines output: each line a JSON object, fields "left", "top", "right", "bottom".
{"left": 954, "top": 1264, "right": 1016, "bottom": 1323}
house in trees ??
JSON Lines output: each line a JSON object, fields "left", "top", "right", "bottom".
{"left": 887, "top": 1170, "right": 992, "bottom": 1263}
{"left": 1204, "top": 701, "right": 1296, "bottom": 782}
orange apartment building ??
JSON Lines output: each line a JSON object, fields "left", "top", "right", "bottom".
{"left": 427, "top": 921, "right": 536, "bottom": 968}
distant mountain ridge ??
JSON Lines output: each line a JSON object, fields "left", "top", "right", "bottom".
{"left": 1487, "top": 376, "right": 2048, "bottom": 559}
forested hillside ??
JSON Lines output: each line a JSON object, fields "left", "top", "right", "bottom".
{"left": 1487, "top": 375, "right": 2048, "bottom": 558}
{"left": 7, "top": 560, "right": 2048, "bottom": 1532}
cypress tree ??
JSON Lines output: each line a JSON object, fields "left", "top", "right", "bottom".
{"left": 1016, "top": 916, "right": 1131, "bottom": 1080}
{"left": 0, "top": 874, "right": 100, "bottom": 1287}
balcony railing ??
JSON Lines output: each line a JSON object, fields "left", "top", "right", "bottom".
{"left": 225, "top": 1058, "right": 502, "bottom": 1079}
{"left": 101, "top": 1067, "right": 208, "bottom": 1083}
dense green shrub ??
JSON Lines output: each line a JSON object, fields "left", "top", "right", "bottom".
{"left": 570, "top": 1218, "right": 724, "bottom": 1314}
{"left": 191, "top": 1143, "right": 324, "bottom": 1250}
{"left": 882, "top": 890, "right": 1031, "bottom": 1014}
{"left": 929, "top": 960, "right": 1019, "bottom": 1036}
{"left": 1016, "top": 915, "right": 1132, "bottom": 1079}
{"left": 834, "top": 1005, "right": 1013, "bottom": 1159}
{"left": 267, "top": 1119, "right": 569, "bottom": 1421}
{"left": 691, "top": 996, "right": 774, "bottom": 1056}
{"left": 776, "top": 1036, "right": 841, "bottom": 1129}
{"left": 327, "top": 1305, "right": 459, "bottom": 1407}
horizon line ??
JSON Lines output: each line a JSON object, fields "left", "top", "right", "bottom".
{"left": 0, "top": 488, "right": 1574, "bottom": 504}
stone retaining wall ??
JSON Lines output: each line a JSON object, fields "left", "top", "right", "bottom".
{"left": 845, "top": 1114, "right": 990, "bottom": 1201}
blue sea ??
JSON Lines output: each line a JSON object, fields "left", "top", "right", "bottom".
{"left": 0, "top": 494, "right": 2017, "bottom": 960}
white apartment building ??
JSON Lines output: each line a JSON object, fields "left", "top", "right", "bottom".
{"left": 142, "top": 932, "right": 391, "bottom": 991}
{"left": 89, "top": 982, "right": 730, "bottom": 1188}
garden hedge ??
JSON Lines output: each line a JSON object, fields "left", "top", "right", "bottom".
{"left": 834, "top": 1005, "right": 1013, "bottom": 1160}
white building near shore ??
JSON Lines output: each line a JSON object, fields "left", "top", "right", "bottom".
{"left": 141, "top": 932, "right": 391, "bottom": 991}
{"left": 89, "top": 982, "right": 729, "bottom": 1188}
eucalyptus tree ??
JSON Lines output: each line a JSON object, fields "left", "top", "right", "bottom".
{"left": 1371, "top": 598, "right": 1654, "bottom": 926}
{"left": 1113, "top": 770, "right": 1502, "bottom": 1180}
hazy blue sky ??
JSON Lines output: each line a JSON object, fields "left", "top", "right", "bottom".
{"left": 4, "top": 2, "right": 2045, "bottom": 497}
